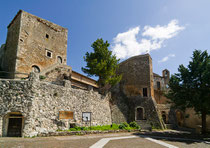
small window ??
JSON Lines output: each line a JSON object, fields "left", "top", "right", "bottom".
{"left": 32, "top": 65, "right": 40, "bottom": 73}
{"left": 164, "top": 71, "right": 168, "bottom": 77}
{"left": 46, "top": 49, "right": 52, "bottom": 58}
{"left": 157, "top": 81, "right": 161, "bottom": 90}
{"left": 46, "top": 34, "right": 49, "bottom": 39}
{"left": 57, "top": 56, "right": 62, "bottom": 64}
{"left": 143, "top": 88, "right": 147, "bottom": 97}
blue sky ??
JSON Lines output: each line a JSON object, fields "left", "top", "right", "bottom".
{"left": 0, "top": 0, "right": 210, "bottom": 78}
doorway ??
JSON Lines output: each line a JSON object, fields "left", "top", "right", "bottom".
{"left": 161, "top": 111, "right": 167, "bottom": 124}
{"left": 136, "top": 107, "right": 144, "bottom": 120}
{"left": 7, "top": 113, "right": 23, "bottom": 137}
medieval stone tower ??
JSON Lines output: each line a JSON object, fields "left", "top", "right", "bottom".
{"left": 0, "top": 10, "right": 68, "bottom": 78}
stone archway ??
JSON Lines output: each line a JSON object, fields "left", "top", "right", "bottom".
{"left": 3, "top": 112, "right": 24, "bottom": 137}
{"left": 161, "top": 111, "right": 167, "bottom": 124}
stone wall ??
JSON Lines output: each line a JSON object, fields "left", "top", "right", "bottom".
{"left": 183, "top": 108, "right": 210, "bottom": 132}
{"left": 118, "top": 54, "right": 153, "bottom": 97}
{"left": 111, "top": 54, "right": 164, "bottom": 129}
{"left": 39, "top": 64, "right": 72, "bottom": 86}
{"left": 0, "top": 73, "right": 112, "bottom": 137}
{"left": 0, "top": 79, "right": 34, "bottom": 137}
{"left": 0, "top": 10, "right": 68, "bottom": 78}
{"left": 0, "top": 11, "right": 22, "bottom": 78}
{"left": 16, "top": 10, "right": 68, "bottom": 75}
{"left": 111, "top": 85, "right": 163, "bottom": 128}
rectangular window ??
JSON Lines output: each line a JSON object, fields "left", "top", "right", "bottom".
{"left": 157, "top": 81, "right": 161, "bottom": 90}
{"left": 143, "top": 88, "right": 147, "bottom": 97}
{"left": 45, "top": 49, "right": 52, "bottom": 58}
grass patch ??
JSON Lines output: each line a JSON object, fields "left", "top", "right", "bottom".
{"left": 67, "top": 122, "right": 141, "bottom": 132}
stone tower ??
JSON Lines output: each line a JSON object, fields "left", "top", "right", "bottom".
{"left": 0, "top": 10, "right": 68, "bottom": 78}
{"left": 162, "top": 69, "right": 170, "bottom": 85}
{"left": 117, "top": 54, "right": 155, "bottom": 98}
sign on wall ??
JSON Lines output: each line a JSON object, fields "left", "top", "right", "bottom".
{"left": 59, "top": 111, "right": 74, "bottom": 119}
{"left": 82, "top": 112, "right": 91, "bottom": 122}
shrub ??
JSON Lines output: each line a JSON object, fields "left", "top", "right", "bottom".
{"left": 129, "top": 121, "right": 140, "bottom": 129}
{"left": 39, "top": 75, "right": 46, "bottom": 80}
{"left": 119, "top": 122, "right": 129, "bottom": 129}
{"left": 111, "top": 123, "right": 119, "bottom": 130}
{"left": 122, "top": 122, "right": 129, "bottom": 127}
{"left": 80, "top": 127, "right": 88, "bottom": 131}
{"left": 119, "top": 124, "right": 125, "bottom": 129}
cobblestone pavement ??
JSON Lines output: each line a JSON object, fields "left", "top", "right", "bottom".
{"left": 0, "top": 131, "right": 210, "bottom": 148}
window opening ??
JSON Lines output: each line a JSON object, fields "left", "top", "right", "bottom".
{"left": 157, "top": 81, "right": 161, "bottom": 90}
{"left": 57, "top": 56, "right": 62, "bottom": 64}
{"left": 46, "top": 49, "right": 52, "bottom": 58}
{"left": 143, "top": 88, "right": 147, "bottom": 97}
{"left": 32, "top": 65, "right": 40, "bottom": 73}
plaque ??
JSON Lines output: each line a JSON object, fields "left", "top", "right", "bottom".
{"left": 59, "top": 111, "right": 74, "bottom": 119}
{"left": 82, "top": 112, "right": 91, "bottom": 122}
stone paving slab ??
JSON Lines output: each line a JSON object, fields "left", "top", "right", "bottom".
{"left": 0, "top": 132, "right": 210, "bottom": 148}
{"left": 104, "top": 137, "right": 166, "bottom": 148}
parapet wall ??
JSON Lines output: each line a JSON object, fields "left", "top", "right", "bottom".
{"left": 0, "top": 73, "right": 111, "bottom": 137}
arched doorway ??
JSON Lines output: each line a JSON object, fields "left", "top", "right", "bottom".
{"left": 5, "top": 112, "right": 24, "bottom": 137}
{"left": 136, "top": 107, "right": 144, "bottom": 120}
{"left": 161, "top": 111, "right": 167, "bottom": 124}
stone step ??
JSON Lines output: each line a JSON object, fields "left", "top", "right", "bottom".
{"left": 136, "top": 120, "right": 152, "bottom": 131}
{"left": 165, "top": 124, "right": 173, "bottom": 129}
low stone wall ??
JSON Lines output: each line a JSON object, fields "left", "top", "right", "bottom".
{"left": 38, "top": 129, "right": 140, "bottom": 137}
{"left": 0, "top": 73, "right": 112, "bottom": 137}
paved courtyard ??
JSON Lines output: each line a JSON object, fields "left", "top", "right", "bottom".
{"left": 0, "top": 132, "right": 210, "bottom": 148}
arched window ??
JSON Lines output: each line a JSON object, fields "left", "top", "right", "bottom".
{"left": 32, "top": 65, "right": 40, "bottom": 73}
{"left": 57, "top": 56, "right": 62, "bottom": 64}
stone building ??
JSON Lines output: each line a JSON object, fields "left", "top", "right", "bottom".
{"left": 110, "top": 54, "right": 166, "bottom": 129}
{"left": 2, "top": 10, "right": 208, "bottom": 137}
{"left": 0, "top": 10, "right": 68, "bottom": 79}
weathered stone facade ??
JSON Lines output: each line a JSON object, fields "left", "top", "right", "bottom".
{"left": 0, "top": 74, "right": 111, "bottom": 137}
{"left": 110, "top": 54, "right": 165, "bottom": 129}
{"left": 0, "top": 10, "right": 68, "bottom": 79}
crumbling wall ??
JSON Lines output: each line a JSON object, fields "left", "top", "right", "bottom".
{"left": 0, "top": 73, "right": 111, "bottom": 137}
{"left": 0, "top": 79, "right": 34, "bottom": 137}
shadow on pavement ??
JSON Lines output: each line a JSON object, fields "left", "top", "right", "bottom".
{"left": 132, "top": 130, "right": 210, "bottom": 145}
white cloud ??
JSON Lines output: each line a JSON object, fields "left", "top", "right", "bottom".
{"left": 111, "top": 20, "right": 185, "bottom": 59}
{"left": 142, "top": 19, "right": 185, "bottom": 40}
{"left": 158, "top": 54, "right": 175, "bottom": 63}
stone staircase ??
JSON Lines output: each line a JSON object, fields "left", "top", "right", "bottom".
{"left": 136, "top": 120, "right": 152, "bottom": 131}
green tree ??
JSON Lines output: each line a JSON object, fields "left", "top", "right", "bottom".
{"left": 166, "top": 50, "right": 210, "bottom": 134}
{"left": 82, "top": 38, "right": 122, "bottom": 87}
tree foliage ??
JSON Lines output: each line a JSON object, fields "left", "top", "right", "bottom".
{"left": 82, "top": 38, "right": 122, "bottom": 87}
{"left": 166, "top": 50, "right": 210, "bottom": 134}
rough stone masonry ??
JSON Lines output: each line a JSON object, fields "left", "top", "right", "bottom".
{"left": 0, "top": 73, "right": 112, "bottom": 137}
